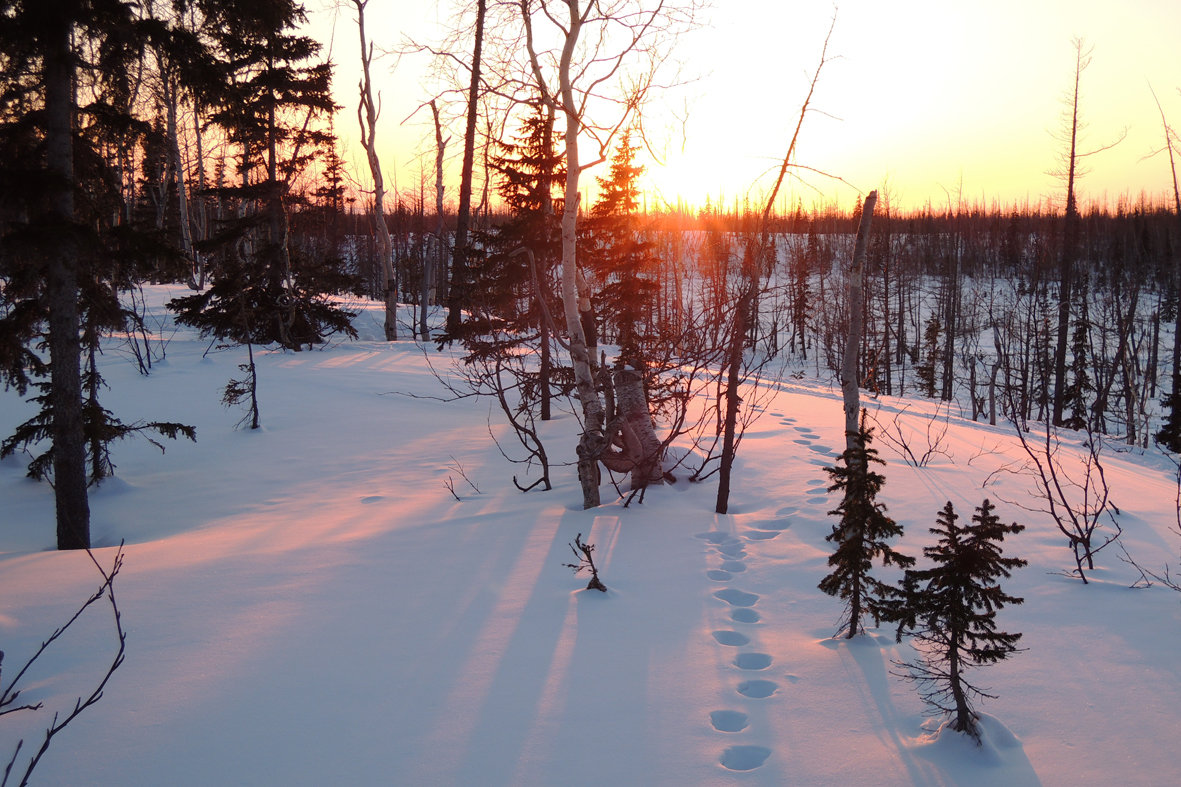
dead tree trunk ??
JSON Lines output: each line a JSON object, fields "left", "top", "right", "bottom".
{"left": 430, "top": 100, "right": 449, "bottom": 342}
{"left": 842, "top": 191, "right": 879, "bottom": 457}
{"left": 445, "top": 0, "right": 486, "bottom": 337}
{"left": 354, "top": 0, "right": 397, "bottom": 340}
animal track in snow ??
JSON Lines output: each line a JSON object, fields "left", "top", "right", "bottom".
{"left": 730, "top": 607, "right": 760, "bottom": 623}
{"left": 710, "top": 710, "right": 748, "bottom": 732}
{"left": 734, "top": 652, "right": 773, "bottom": 670}
{"left": 714, "top": 588, "right": 759, "bottom": 607}
{"left": 720, "top": 745, "right": 771, "bottom": 771}
{"left": 699, "top": 510, "right": 777, "bottom": 775}
{"left": 736, "top": 679, "right": 778, "bottom": 699}
{"left": 751, "top": 520, "right": 791, "bottom": 531}
{"left": 717, "top": 542, "right": 746, "bottom": 558}
{"left": 712, "top": 630, "right": 751, "bottom": 646}
{"left": 695, "top": 531, "right": 734, "bottom": 544}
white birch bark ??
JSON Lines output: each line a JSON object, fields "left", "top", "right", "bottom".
{"left": 354, "top": 0, "right": 397, "bottom": 340}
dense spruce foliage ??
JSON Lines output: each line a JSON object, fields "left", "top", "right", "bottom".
{"left": 892, "top": 499, "right": 1027, "bottom": 743}
{"left": 819, "top": 417, "right": 915, "bottom": 638}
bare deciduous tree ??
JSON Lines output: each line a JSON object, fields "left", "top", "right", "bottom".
{"left": 519, "top": 0, "right": 691, "bottom": 508}
{"left": 353, "top": 0, "right": 398, "bottom": 340}
{"left": 2, "top": 546, "right": 126, "bottom": 785}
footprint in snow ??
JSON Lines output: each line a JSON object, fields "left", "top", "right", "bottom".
{"left": 695, "top": 531, "right": 734, "bottom": 544}
{"left": 720, "top": 559, "right": 746, "bottom": 572}
{"left": 736, "top": 679, "right": 778, "bottom": 699}
{"left": 745, "top": 530, "right": 779, "bottom": 541}
{"left": 710, "top": 710, "right": 749, "bottom": 732}
{"left": 792, "top": 438, "right": 813, "bottom": 445}
{"left": 360, "top": 495, "right": 384, "bottom": 504}
{"left": 707, "top": 569, "right": 732, "bottom": 582}
{"left": 807, "top": 495, "right": 828, "bottom": 505}
{"left": 717, "top": 542, "right": 746, "bottom": 558}
{"left": 720, "top": 745, "right": 771, "bottom": 771}
{"left": 714, "top": 588, "right": 759, "bottom": 607}
{"left": 712, "top": 630, "right": 751, "bottom": 646}
{"left": 730, "top": 608, "right": 761, "bottom": 623}
{"left": 808, "top": 443, "right": 833, "bottom": 454}
{"left": 734, "top": 652, "right": 773, "bottom": 670}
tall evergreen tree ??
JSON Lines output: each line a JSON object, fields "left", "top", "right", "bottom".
{"left": 819, "top": 416, "right": 915, "bottom": 638}
{"left": 0, "top": 0, "right": 197, "bottom": 547}
{"left": 1060, "top": 283, "right": 1093, "bottom": 431}
{"left": 585, "top": 128, "right": 658, "bottom": 367}
{"left": 1156, "top": 378, "right": 1181, "bottom": 453}
{"left": 170, "top": 0, "right": 353, "bottom": 353}
{"left": 448, "top": 102, "right": 566, "bottom": 420}
{"left": 893, "top": 499, "right": 1027, "bottom": 743}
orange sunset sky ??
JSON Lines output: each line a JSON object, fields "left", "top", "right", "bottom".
{"left": 308, "top": 0, "right": 1181, "bottom": 214}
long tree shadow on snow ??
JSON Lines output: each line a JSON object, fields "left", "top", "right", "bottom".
{"left": 832, "top": 634, "right": 1042, "bottom": 786}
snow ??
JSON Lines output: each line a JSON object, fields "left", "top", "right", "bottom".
{"left": 2, "top": 286, "right": 1180, "bottom": 786}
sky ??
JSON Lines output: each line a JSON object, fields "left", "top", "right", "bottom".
{"left": 310, "top": 1, "right": 1181, "bottom": 214}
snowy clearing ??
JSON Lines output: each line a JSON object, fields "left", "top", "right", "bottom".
{"left": 2, "top": 287, "right": 1179, "bottom": 786}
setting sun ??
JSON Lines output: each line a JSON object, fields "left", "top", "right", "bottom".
{"left": 6, "top": 2, "right": 1181, "bottom": 783}
{"left": 314, "top": 0, "right": 1181, "bottom": 213}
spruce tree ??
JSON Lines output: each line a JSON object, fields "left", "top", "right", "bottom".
{"left": 460, "top": 102, "right": 564, "bottom": 343}
{"left": 0, "top": 0, "right": 200, "bottom": 547}
{"left": 893, "top": 499, "right": 1027, "bottom": 743}
{"left": 447, "top": 101, "right": 567, "bottom": 422}
{"left": 170, "top": 0, "right": 353, "bottom": 353}
{"left": 1060, "top": 285, "right": 1093, "bottom": 431}
{"left": 584, "top": 128, "right": 658, "bottom": 368}
{"left": 914, "top": 315, "right": 941, "bottom": 399}
{"left": 819, "top": 419, "right": 915, "bottom": 638}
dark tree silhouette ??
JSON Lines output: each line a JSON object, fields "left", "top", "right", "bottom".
{"left": 819, "top": 414, "right": 914, "bottom": 638}
{"left": 893, "top": 499, "right": 1027, "bottom": 743}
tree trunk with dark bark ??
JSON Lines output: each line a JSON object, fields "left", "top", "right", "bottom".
{"left": 445, "top": 0, "right": 486, "bottom": 337}
{"left": 46, "top": 11, "right": 90, "bottom": 549}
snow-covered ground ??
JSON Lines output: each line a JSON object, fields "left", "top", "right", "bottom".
{"left": 2, "top": 287, "right": 1179, "bottom": 786}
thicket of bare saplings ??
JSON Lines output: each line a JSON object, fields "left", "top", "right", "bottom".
{"left": 375, "top": 197, "right": 1179, "bottom": 450}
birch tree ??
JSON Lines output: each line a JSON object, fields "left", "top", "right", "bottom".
{"left": 353, "top": 0, "right": 397, "bottom": 340}
{"left": 519, "top": 0, "right": 689, "bottom": 508}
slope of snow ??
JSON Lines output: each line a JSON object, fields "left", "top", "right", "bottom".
{"left": 2, "top": 286, "right": 1179, "bottom": 786}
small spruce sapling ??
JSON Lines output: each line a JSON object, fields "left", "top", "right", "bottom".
{"left": 564, "top": 533, "right": 606, "bottom": 592}
{"left": 893, "top": 499, "right": 1027, "bottom": 744}
{"left": 819, "top": 417, "right": 914, "bottom": 638}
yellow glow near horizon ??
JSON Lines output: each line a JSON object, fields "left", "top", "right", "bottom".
{"left": 311, "top": 0, "right": 1181, "bottom": 214}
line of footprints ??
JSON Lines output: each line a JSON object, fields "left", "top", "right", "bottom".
{"left": 696, "top": 414, "right": 833, "bottom": 773}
